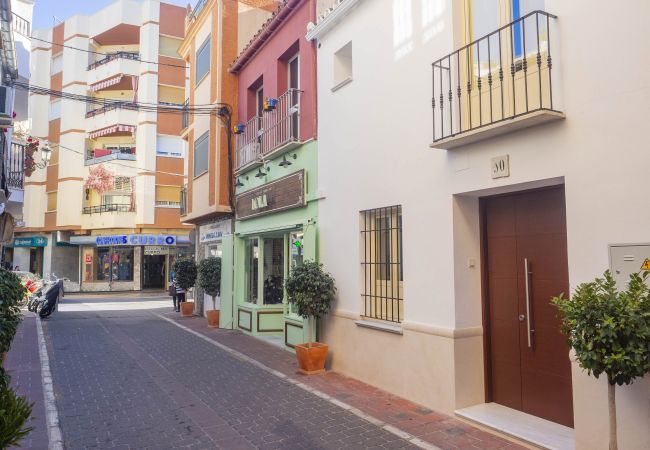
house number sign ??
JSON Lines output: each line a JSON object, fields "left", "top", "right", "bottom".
{"left": 491, "top": 155, "right": 510, "bottom": 179}
{"left": 236, "top": 170, "right": 305, "bottom": 220}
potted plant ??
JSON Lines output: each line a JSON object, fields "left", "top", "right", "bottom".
{"left": 173, "top": 258, "right": 197, "bottom": 318}
{"left": 553, "top": 271, "right": 650, "bottom": 450}
{"left": 197, "top": 257, "right": 221, "bottom": 328}
{"left": 285, "top": 261, "right": 336, "bottom": 375}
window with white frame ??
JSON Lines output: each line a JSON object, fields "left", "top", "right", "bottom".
{"left": 360, "top": 205, "right": 403, "bottom": 323}
{"left": 195, "top": 36, "right": 210, "bottom": 84}
{"left": 333, "top": 41, "right": 352, "bottom": 90}
{"left": 193, "top": 131, "right": 209, "bottom": 176}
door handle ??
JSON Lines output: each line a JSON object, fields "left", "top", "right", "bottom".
{"left": 524, "top": 258, "right": 534, "bottom": 348}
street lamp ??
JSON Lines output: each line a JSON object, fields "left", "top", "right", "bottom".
{"left": 32, "top": 141, "right": 52, "bottom": 169}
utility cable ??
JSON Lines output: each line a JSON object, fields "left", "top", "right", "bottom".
{"left": 30, "top": 36, "right": 189, "bottom": 70}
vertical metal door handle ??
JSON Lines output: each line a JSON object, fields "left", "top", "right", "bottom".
{"left": 524, "top": 258, "right": 533, "bottom": 348}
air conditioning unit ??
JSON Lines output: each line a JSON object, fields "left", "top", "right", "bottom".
{"left": 0, "top": 85, "right": 13, "bottom": 127}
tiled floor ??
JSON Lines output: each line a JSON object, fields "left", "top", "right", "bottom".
{"left": 167, "top": 312, "right": 530, "bottom": 450}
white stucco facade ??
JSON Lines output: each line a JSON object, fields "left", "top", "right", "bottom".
{"left": 311, "top": 1, "right": 650, "bottom": 449}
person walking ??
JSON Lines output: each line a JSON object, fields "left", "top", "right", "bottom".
{"left": 172, "top": 276, "right": 185, "bottom": 312}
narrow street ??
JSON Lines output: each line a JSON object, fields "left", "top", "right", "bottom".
{"left": 4, "top": 294, "right": 526, "bottom": 450}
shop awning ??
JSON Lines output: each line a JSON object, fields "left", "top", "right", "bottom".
{"left": 89, "top": 74, "right": 124, "bottom": 92}
{"left": 88, "top": 124, "right": 136, "bottom": 140}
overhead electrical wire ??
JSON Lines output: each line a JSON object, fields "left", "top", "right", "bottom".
{"left": 12, "top": 81, "right": 230, "bottom": 116}
{"left": 30, "top": 36, "right": 190, "bottom": 70}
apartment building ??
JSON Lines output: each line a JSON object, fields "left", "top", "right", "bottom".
{"left": 178, "top": 0, "right": 275, "bottom": 315}
{"left": 309, "top": 0, "right": 650, "bottom": 449}
{"left": 16, "top": 0, "right": 192, "bottom": 291}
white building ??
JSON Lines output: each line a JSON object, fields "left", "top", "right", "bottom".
{"left": 309, "top": 0, "right": 650, "bottom": 449}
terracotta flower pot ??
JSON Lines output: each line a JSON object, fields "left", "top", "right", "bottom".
{"left": 206, "top": 310, "right": 219, "bottom": 328}
{"left": 294, "top": 342, "right": 328, "bottom": 375}
{"left": 180, "top": 301, "right": 195, "bottom": 317}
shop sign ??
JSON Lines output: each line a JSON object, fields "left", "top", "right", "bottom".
{"left": 235, "top": 170, "right": 305, "bottom": 220}
{"left": 13, "top": 236, "right": 48, "bottom": 247}
{"left": 95, "top": 234, "right": 177, "bottom": 246}
{"left": 199, "top": 220, "right": 231, "bottom": 243}
{"left": 144, "top": 246, "right": 170, "bottom": 255}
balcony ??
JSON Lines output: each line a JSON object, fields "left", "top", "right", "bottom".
{"left": 86, "top": 103, "right": 138, "bottom": 138}
{"left": 6, "top": 142, "right": 24, "bottom": 190}
{"left": 82, "top": 204, "right": 132, "bottom": 214}
{"left": 235, "top": 88, "right": 302, "bottom": 171}
{"left": 430, "top": 11, "right": 563, "bottom": 150}
{"left": 85, "top": 147, "right": 136, "bottom": 166}
{"left": 12, "top": 13, "right": 30, "bottom": 38}
{"left": 181, "top": 100, "right": 189, "bottom": 130}
{"left": 87, "top": 52, "right": 140, "bottom": 86}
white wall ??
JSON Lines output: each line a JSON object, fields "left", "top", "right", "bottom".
{"left": 314, "top": 0, "right": 650, "bottom": 448}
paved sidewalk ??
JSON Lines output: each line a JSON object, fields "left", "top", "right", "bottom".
{"left": 166, "top": 313, "right": 527, "bottom": 450}
{"left": 4, "top": 313, "right": 50, "bottom": 449}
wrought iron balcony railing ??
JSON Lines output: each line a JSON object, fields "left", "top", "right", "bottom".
{"left": 180, "top": 185, "right": 188, "bottom": 216}
{"left": 12, "top": 13, "right": 30, "bottom": 37}
{"left": 235, "top": 88, "right": 301, "bottom": 170}
{"left": 86, "top": 101, "right": 138, "bottom": 118}
{"left": 88, "top": 52, "right": 140, "bottom": 71}
{"left": 432, "top": 11, "right": 560, "bottom": 146}
{"left": 7, "top": 142, "right": 24, "bottom": 189}
{"left": 181, "top": 99, "right": 189, "bottom": 130}
{"left": 85, "top": 147, "right": 136, "bottom": 165}
{"left": 82, "top": 204, "right": 132, "bottom": 214}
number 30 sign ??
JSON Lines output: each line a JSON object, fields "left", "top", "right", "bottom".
{"left": 491, "top": 155, "right": 510, "bottom": 179}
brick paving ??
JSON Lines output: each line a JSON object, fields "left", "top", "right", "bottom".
{"left": 166, "top": 312, "right": 529, "bottom": 450}
{"left": 42, "top": 307, "right": 420, "bottom": 449}
{"left": 4, "top": 313, "right": 50, "bottom": 449}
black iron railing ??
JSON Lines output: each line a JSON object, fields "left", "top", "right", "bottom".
{"left": 7, "top": 142, "right": 24, "bottom": 189}
{"left": 432, "top": 11, "right": 559, "bottom": 144}
{"left": 88, "top": 52, "right": 140, "bottom": 70}
{"left": 13, "top": 13, "right": 30, "bottom": 37}
{"left": 180, "top": 185, "right": 187, "bottom": 216}
{"left": 86, "top": 101, "right": 138, "bottom": 118}
{"left": 82, "top": 204, "right": 131, "bottom": 214}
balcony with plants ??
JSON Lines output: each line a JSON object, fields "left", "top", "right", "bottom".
{"left": 235, "top": 88, "right": 302, "bottom": 172}
{"left": 431, "top": 10, "right": 562, "bottom": 149}
{"left": 82, "top": 167, "right": 136, "bottom": 228}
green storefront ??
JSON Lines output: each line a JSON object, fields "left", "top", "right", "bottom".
{"left": 219, "top": 141, "right": 318, "bottom": 349}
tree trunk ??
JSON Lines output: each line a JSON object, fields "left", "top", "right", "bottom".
{"left": 211, "top": 295, "right": 216, "bottom": 311}
{"left": 608, "top": 380, "right": 617, "bottom": 450}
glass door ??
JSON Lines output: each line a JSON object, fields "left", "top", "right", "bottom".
{"left": 285, "top": 231, "right": 304, "bottom": 317}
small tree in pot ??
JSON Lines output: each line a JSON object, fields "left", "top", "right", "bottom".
{"left": 285, "top": 261, "right": 336, "bottom": 375}
{"left": 197, "top": 257, "right": 221, "bottom": 328}
{"left": 0, "top": 269, "right": 26, "bottom": 362}
{"left": 173, "top": 258, "right": 197, "bottom": 317}
{"left": 553, "top": 271, "right": 650, "bottom": 450}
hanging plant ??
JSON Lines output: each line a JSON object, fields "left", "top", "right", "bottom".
{"left": 23, "top": 138, "right": 39, "bottom": 178}
{"left": 84, "top": 164, "right": 115, "bottom": 194}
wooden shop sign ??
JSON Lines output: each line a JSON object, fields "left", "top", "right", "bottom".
{"left": 236, "top": 170, "right": 305, "bottom": 220}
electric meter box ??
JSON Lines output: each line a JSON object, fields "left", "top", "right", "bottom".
{"left": 608, "top": 243, "right": 650, "bottom": 288}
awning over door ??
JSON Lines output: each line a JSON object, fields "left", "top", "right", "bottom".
{"left": 88, "top": 124, "right": 136, "bottom": 139}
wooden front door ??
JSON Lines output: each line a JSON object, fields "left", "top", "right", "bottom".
{"left": 482, "top": 186, "right": 573, "bottom": 427}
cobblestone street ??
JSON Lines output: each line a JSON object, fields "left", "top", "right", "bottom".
{"left": 5, "top": 295, "right": 525, "bottom": 450}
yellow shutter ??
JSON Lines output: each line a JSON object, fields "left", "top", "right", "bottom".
{"left": 159, "top": 36, "right": 182, "bottom": 58}
{"left": 158, "top": 85, "right": 184, "bottom": 104}
{"left": 155, "top": 186, "right": 181, "bottom": 203}
{"left": 47, "top": 192, "right": 57, "bottom": 211}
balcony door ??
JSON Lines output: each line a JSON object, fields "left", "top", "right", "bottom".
{"left": 287, "top": 54, "right": 299, "bottom": 141}
{"left": 461, "top": 0, "right": 549, "bottom": 130}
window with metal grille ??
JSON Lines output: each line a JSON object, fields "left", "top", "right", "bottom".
{"left": 360, "top": 205, "right": 403, "bottom": 323}
{"left": 114, "top": 177, "right": 131, "bottom": 191}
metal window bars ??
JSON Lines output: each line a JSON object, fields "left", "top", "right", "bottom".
{"left": 6, "top": 142, "right": 24, "bottom": 189}
{"left": 181, "top": 99, "right": 189, "bottom": 130}
{"left": 82, "top": 204, "right": 132, "bottom": 214}
{"left": 431, "top": 10, "right": 558, "bottom": 144}
{"left": 360, "top": 205, "right": 404, "bottom": 323}
{"left": 180, "top": 185, "right": 187, "bottom": 215}
{"left": 235, "top": 88, "right": 302, "bottom": 170}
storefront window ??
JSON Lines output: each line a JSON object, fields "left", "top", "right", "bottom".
{"left": 112, "top": 247, "right": 134, "bottom": 281}
{"left": 290, "top": 232, "right": 304, "bottom": 270}
{"left": 207, "top": 243, "right": 222, "bottom": 258}
{"left": 263, "top": 237, "right": 284, "bottom": 305}
{"left": 96, "top": 248, "right": 111, "bottom": 280}
{"left": 245, "top": 238, "right": 259, "bottom": 303}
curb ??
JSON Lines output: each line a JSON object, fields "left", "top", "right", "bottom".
{"left": 36, "top": 319, "right": 64, "bottom": 450}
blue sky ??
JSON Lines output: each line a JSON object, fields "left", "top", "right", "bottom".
{"left": 32, "top": 0, "right": 194, "bottom": 30}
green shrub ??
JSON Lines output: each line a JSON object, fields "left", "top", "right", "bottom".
{"left": 0, "top": 383, "right": 33, "bottom": 449}
{"left": 553, "top": 270, "right": 650, "bottom": 450}
{"left": 172, "top": 258, "right": 197, "bottom": 292}
{"left": 197, "top": 257, "right": 221, "bottom": 310}
{"left": 285, "top": 262, "right": 336, "bottom": 344}
{"left": 0, "top": 269, "right": 26, "bottom": 354}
